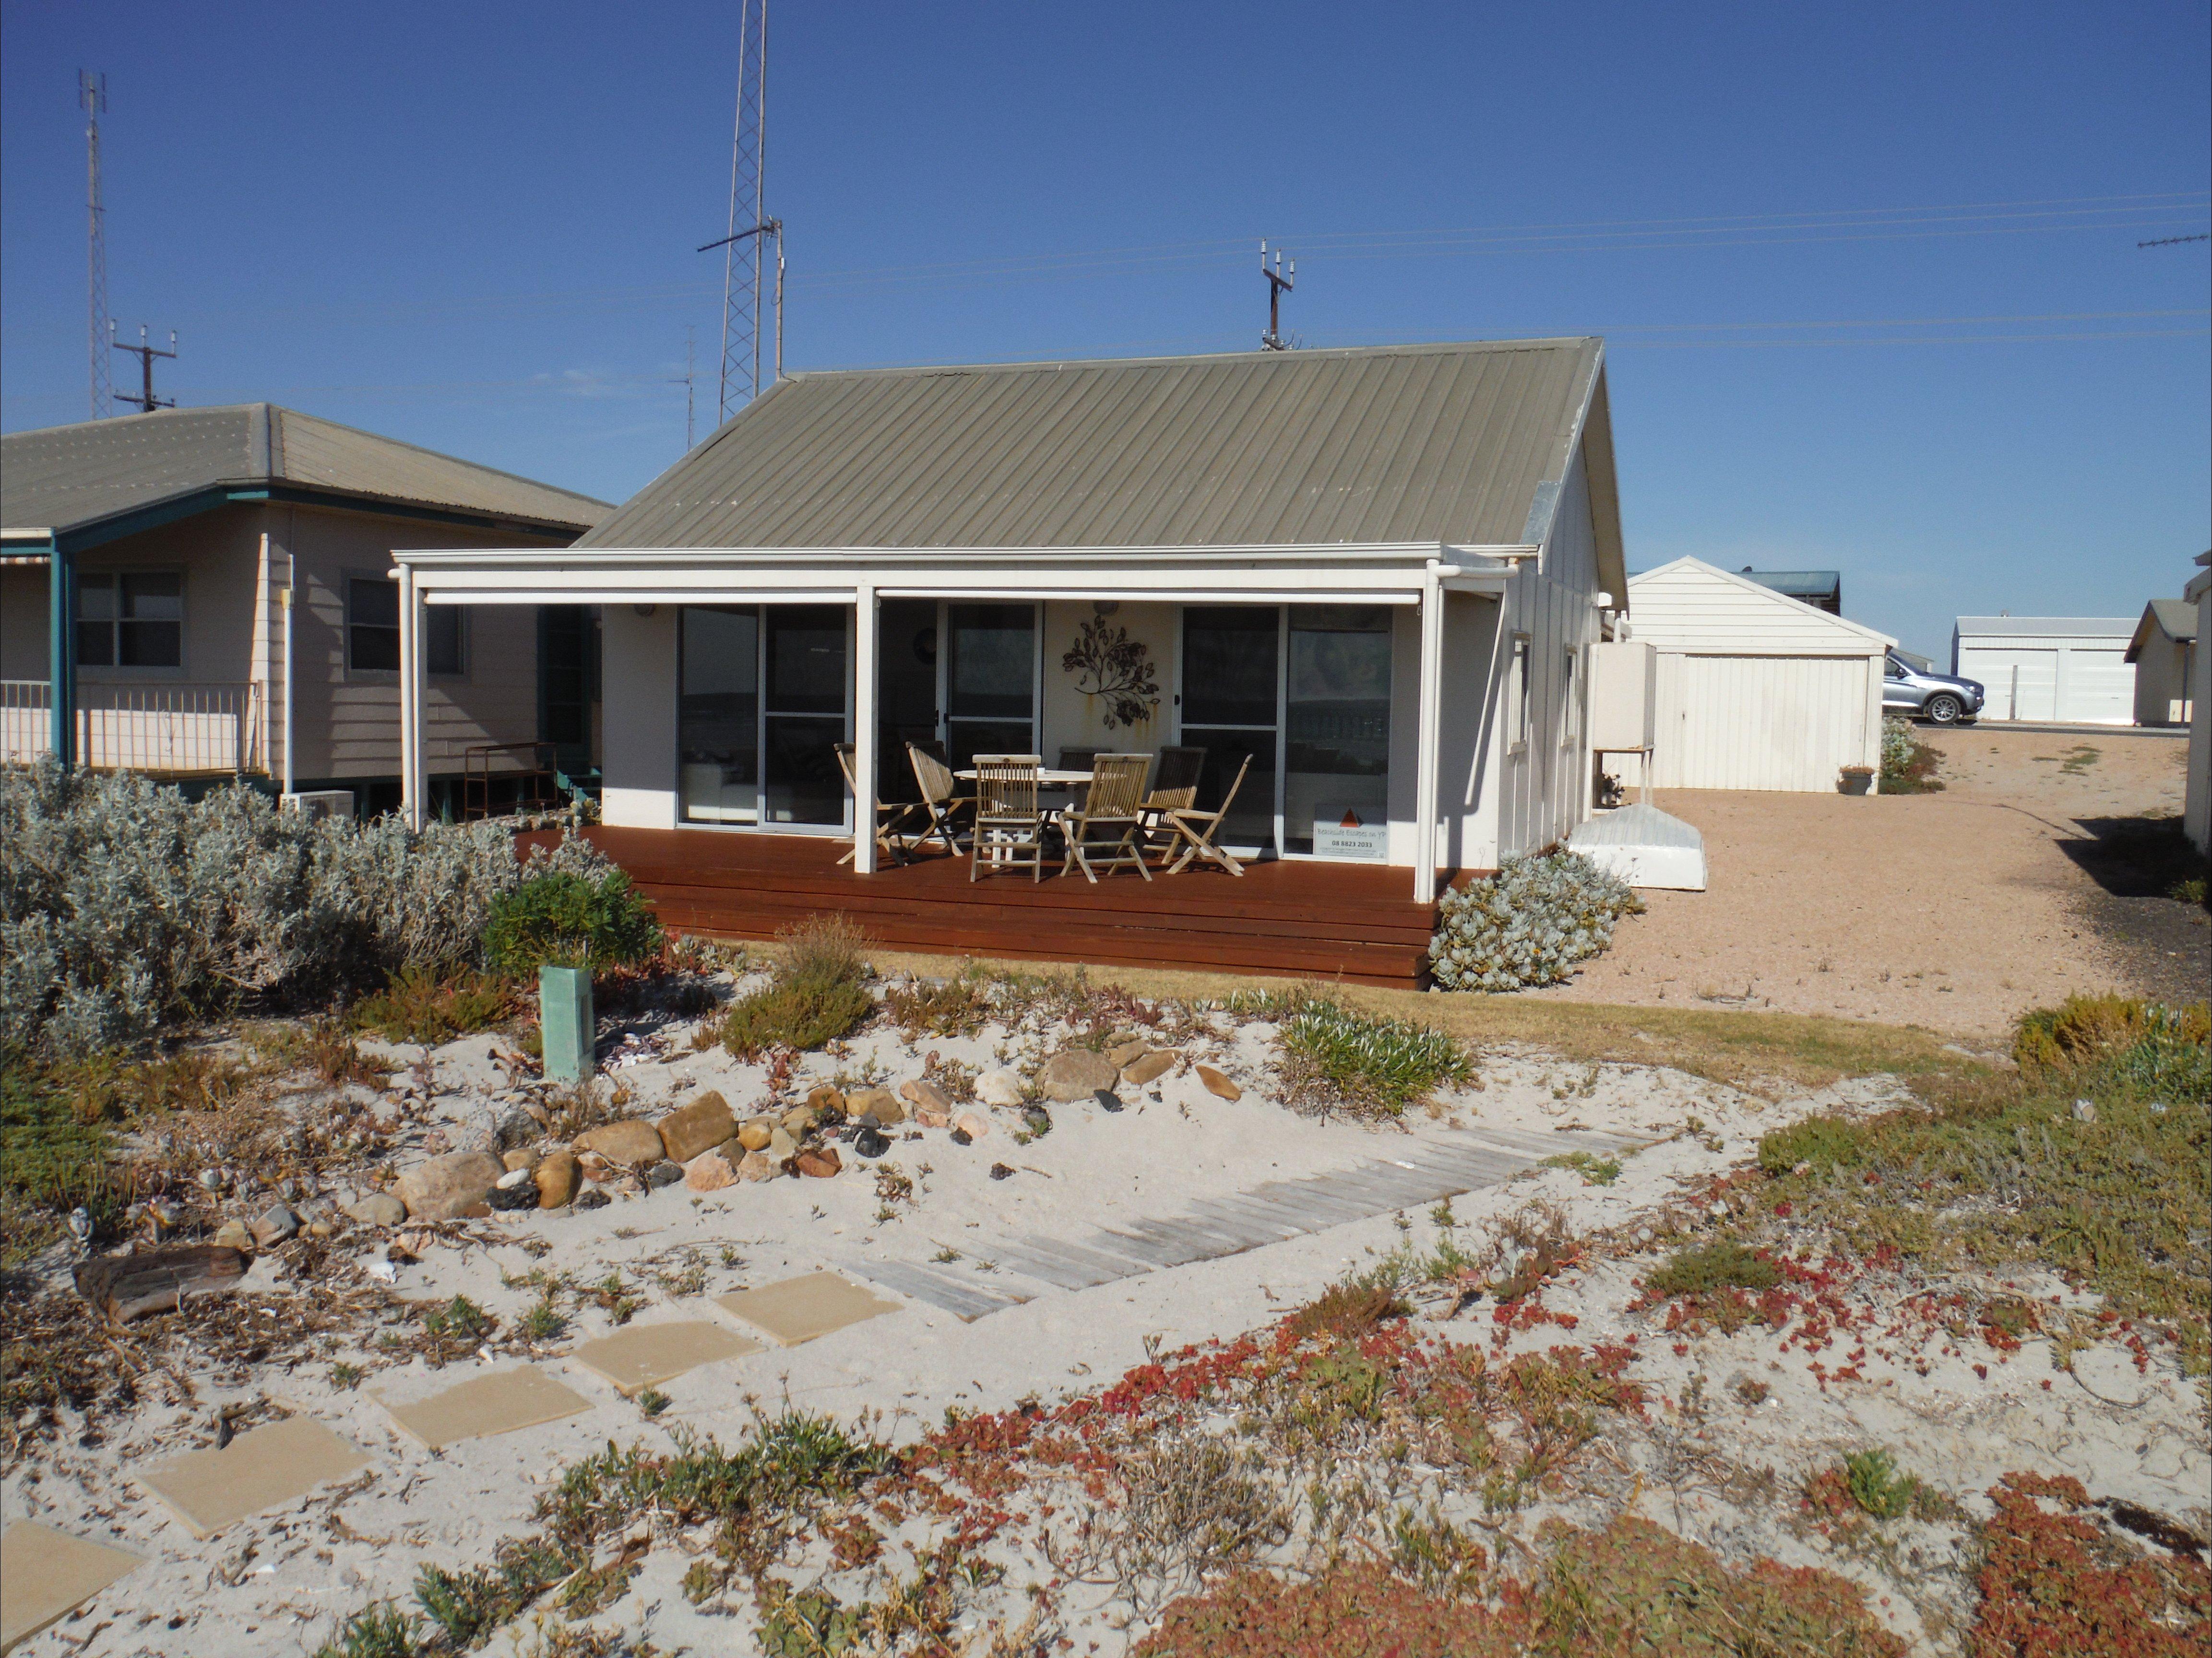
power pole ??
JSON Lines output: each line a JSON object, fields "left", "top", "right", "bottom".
{"left": 112, "top": 324, "right": 177, "bottom": 413}
{"left": 1260, "top": 240, "right": 1296, "bottom": 351}
{"left": 684, "top": 324, "right": 697, "bottom": 450}
{"left": 80, "top": 71, "right": 111, "bottom": 421}
{"left": 698, "top": 0, "right": 781, "bottom": 423}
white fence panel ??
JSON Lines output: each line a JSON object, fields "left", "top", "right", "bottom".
{"left": 1653, "top": 653, "right": 1874, "bottom": 792}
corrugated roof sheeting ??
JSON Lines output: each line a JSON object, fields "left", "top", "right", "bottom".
{"left": 579, "top": 339, "right": 1602, "bottom": 551}
{"left": 1, "top": 403, "right": 607, "bottom": 536}
{"left": 1954, "top": 616, "right": 2135, "bottom": 639}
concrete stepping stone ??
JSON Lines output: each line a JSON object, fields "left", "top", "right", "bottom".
{"left": 573, "top": 1320, "right": 761, "bottom": 1396}
{"left": 136, "top": 1416, "right": 369, "bottom": 1538}
{"left": 714, "top": 1271, "right": 900, "bottom": 1346}
{"left": 384, "top": 1366, "right": 593, "bottom": 1449}
{"left": 0, "top": 1522, "right": 142, "bottom": 1651}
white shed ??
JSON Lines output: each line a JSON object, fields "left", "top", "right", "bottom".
{"left": 1952, "top": 616, "right": 2135, "bottom": 724}
{"left": 1619, "top": 557, "right": 1893, "bottom": 792}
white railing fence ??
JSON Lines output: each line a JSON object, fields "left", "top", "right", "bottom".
{"left": 1, "top": 680, "right": 264, "bottom": 775}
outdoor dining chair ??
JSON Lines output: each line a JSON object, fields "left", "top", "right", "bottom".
{"left": 1162, "top": 751, "right": 1252, "bottom": 876}
{"left": 906, "top": 742, "right": 973, "bottom": 858}
{"left": 969, "top": 754, "right": 1049, "bottom": 883}
{"left": 833, "top": 743, "right": 920, "bottom": 867}
{"left": 1057, "top": 746, "right": 1102, "bottom": 773}
{"left": 1137, "top": 744, "right": 1205, "bottom": 865}
{"left": 1056, "top": 752, "right": 1153, "bottom": 883}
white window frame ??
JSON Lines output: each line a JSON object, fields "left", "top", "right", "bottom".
{"left": 348, "top": 569, "right": 465, "bottom": 679}
{"left": 1560, "top": 644, "right": 1582, "bottom": 748}
{"left": 73, "top": 566, "right": 186, "bottom": 675}
{"left": 1506, "top": 632, "right": 1531, "bottom": 755}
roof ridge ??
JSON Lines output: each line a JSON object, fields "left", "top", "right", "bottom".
{"left": 778, "top": 336, "right": 1601, "bottom": 384}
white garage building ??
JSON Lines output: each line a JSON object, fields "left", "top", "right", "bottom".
{"left": 1952, "top": 616, "right": 2136, "bottom": 724}
{"left": 1618, "top": 557, "right": 1892, "bottom": 792}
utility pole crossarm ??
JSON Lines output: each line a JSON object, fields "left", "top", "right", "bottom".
{"left": 1260, "top": 240, "right": 1296, "bottom": 352}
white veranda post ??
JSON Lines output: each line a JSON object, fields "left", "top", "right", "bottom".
{"left": 1413, "top": 566, "right": 1446, "bottom": 903}
{"left": 852, "top": 583, "right": 879, "bottom": 874}
{"left": 398, "top": 566, "right": 427, "bottom": 830}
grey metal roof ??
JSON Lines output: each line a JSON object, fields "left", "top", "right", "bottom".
{"left": 1737, "top": 568, "right": 1841, "bottom": 599}
{"left": 1954, "top": 616, "right": 2137, "bottom": 639}
{"left": 2127, "top": 597, "right": 2199, "bottom": 659}
{"left": 578, "top": 339, "right": 1613, "bottom": 555}
{"left": 1, "top": 403, "right": 608, "bottom": 540}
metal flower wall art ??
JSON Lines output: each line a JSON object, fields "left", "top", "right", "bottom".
{"left": 1061, "top": 616, "right": 1161, "bottom": 730}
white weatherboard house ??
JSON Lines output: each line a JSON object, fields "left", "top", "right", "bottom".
{"left": 1615, "top": 557, "right": 1893, "bottom": 793}
{"left": 385, "top": 341, "right": 1628, "bottom": 901}
{"left": 1953, "top": 616, "right": 2136, "bottom": 724}
{"left": 2124, "top": 598, "right": 2197, "bottom": 728}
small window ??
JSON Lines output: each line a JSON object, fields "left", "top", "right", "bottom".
{"left": 75, "top": 570, "right": 182, "bottom": 668}
{"left": 1560, "top": 647, "right": 1581, "bottom": 747}
{"left": 1507, "top": 633, "right": 1531, "bottom": 753}
{"left": 349, "top": 576, "right": 463, "bottom": 675}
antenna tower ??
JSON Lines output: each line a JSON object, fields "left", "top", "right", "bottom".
{"left": 699, "top": 0, "right": 783, "bottom": 422}
{"left": 80, "top": 71, "right": 112, "bottom": 420}
{"left": 1259, "top": 240, "right": 1296, "bottom": 351}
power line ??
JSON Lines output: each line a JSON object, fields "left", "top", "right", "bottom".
{"left": 2139, "top": 233, "right": 2210, "bottom": 248}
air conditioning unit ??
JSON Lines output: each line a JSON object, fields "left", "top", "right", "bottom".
{"left": 281, "top": 789, "right": 356, "bottom": 823}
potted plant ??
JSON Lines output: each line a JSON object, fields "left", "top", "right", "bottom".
{"left": 1837, "top": 765, "right": 1875, "bottom": 797}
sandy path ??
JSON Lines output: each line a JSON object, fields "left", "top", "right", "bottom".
{"left": 1534, "top": 725, "right": 2195, "bottom": 1038}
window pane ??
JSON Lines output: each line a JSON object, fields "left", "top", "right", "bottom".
{"left": 765, "top": 604, "right": 847, "bottom": 714}
{"left": 119, "top": 620, "right": 183, "bottom": 668}
{"left": 75, "top": 574, "right": 117, "bottom": 621}
{"left": 352, "top": 624, "right": 401, "bottom": 672}
{"left": 1180, "top": 727, "right": 1276, "bottom": 851}
{"left": 946, "top": 720, "right": 1034, "bottom": 772}
{"left": 350, "top": 577, "right": 399, "bottom": 628}
{"left": 76, "top": 621, "right": 115, "bottom": 667}
{"left": 680, "top": 606, "right": 759, "bottom": 825}
{"left": 120, "top": 572, "right": 182, "bottom": 620}
{"left": 426, "top": 606, "right": 464, "bottom": 675}
{"left": 1182, "top": 607, "right": 1279, "bottom": 726}
{"left": 947, "top": 604, "right": 1033, "bottom": 718}
{"left": 1284, "top": 605, "right": 1391, "bottom": 856}
{"left": 764, "top": 715, "right": 846, "bottom": 824}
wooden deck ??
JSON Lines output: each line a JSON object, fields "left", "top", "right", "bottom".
{"left": 535, "top": 827, "right": 1440, "bottom": 986}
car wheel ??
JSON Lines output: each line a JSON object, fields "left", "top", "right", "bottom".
{"left": 1924, "top": 693, "right": 1962, "bottom": 724}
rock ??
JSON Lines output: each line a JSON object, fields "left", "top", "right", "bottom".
{"left": 502, "top": 1149, "right": 538, "bottom": 1174}
{"left": 899, "top": 1079, "right": 955, "bottom": 1120}
{"left": 685, "top": 1150, "right": 737, "bottom": 1193}
{"left": 1106, "top": 1038, "right": 1150, "bottom": 1069}
{"left": 575, "top": 1187, "right": 611, "bottom": 1210}
{"left": 394, "top": 1151, "right": 505, "bottom": 1221}
{"left": 737, "top": 1118, "right": 775, "bottom": 1151}
{"left": 975, "top": 1068, "right": 1027, "bottom": 1108}
{"left": 212, "top": 1220, "right": 253, "bottom": 1251}
{"left": 989, "top": 1163, "right": 1015, "bottom": 1181}
{"left": 75, "top": 1244, "right": 248, "bottom": 1322}
{"left": 645, "top": 1160, "right": 685, "bottom": 1189}
{"left": 793, "top": 1147, "right": 843, "bottom": 1179}
{"left": 607, "top": 1173, "right": 645, "bottom": 1198}
{"left": 576, "top": 1151, "right": 613, "bottom": 1182}
{"left": 494, "top": 1107, "right": 538, "bottom": 1152}
{"left": 535, "top": 1151, "right": 580, "bottom": 1209}
{"left": 951, "top": 1127, "right": 973, "bottom": 1147}
{"left": 766, "top": 1125, "right": 798, "bottom": 1162}
{"left": 576, "top": 1120, "right": 666, "bottom": 1166}
{"left": 1039, "top": 1049, "right": 1119, "bottom": 1101}
{"left": 2072, "top": 1098, "right": 2097, "bottom": 1124}
{"left": 852, "top": 1125, "right": 891, "bottom": 1159}
{"left": 806, "top": 1084, "right": 846, "bottom": 1114}
{"left": 248, "top": 1204, "right": 298, "bottom": 1247}
{"left": 306, "top": 1221, "right": 333, "bottom": 1239}
{"left": 1120, "top": 1049, "right": 1176, "bottom": 1088}
{"left": 343, "top": 1194, "right": 407, "bottom": 1228}
{"left": 656, "top": 1091, "right": 737, "bottom": 1162}
{"left": 1195, "top": 1065, "right": 1242, "bottom": 1101}
{"left": 1094, "top": 1089, "right": 1124, "bottom": 1114}
{"left": 952, "top": 1111, "right": 989, "bottom": 1139}
{"left": 848, "top": 1087, "right": 904, "bottom": 1125}
{"left": 736, "top": 1149, "right": 778, "bottom": 1183}
{"left": 487, "top": 1172, "right": 539, "bottom": 1211}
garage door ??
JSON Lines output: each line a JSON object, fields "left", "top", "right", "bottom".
{"left": 2060, "top": 648, "right": 2134, "bottom": 724}
{"left": 1958, "top": 647, "right": 2057, "bottom": 721}
{"left": 1653, "top": 653, "right": 1875, "bottom": 792}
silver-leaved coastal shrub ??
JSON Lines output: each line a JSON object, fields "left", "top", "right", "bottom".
{"left": 1427, "top": 848, "right": 1642, "bottom": 992}
{"left": 0, "top": 761, "right": 612, "bottom": 1057}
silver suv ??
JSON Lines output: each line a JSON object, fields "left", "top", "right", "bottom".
{"left": 1882, "top": 653, "right": 1983, "bottom": 724}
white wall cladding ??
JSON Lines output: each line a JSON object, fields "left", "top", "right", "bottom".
{"left": 1624, "top": 557, "right": 1890, "bottom": 793}
{"left": 1652, "top": 653, "right": 1877, "bottom": 790}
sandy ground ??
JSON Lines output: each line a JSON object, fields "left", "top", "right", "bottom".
{"left": 4, "top": 969, "right": 2204, "bottom": 1656}
{"left": 1537, "top": 724, "right": 2203, "bottom": 1038}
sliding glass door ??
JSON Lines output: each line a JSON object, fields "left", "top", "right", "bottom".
{"left": 679, "top": 604, "right": 850, "bottom": 830}
{"left": 945, "top": 603, "right": 1037, "bottom": 767}
{"left": 1179, "top": 607, "right": 1280, "bottom": 853}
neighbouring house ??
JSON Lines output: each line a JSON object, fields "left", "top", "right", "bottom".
{"left": 2124, "top": 597, "right": 2198, "bottom": 728}
{"left": 393, "top": 340, "right": 1629, "bottom": 984}
{"left": 1735, "top": 567, "right": 1842, "bottom": 615}
{"left": 0, "top": 404, "right": 608, "bottom": 816}
{"left": 1952, "top": 614, "right": 2136, "bottom": 724}
{"left": 1614, "top": 557, "right": 1892, "bottom": 792}
{"left": 2187, "top": 552, "right": 2211, "bottom": 855}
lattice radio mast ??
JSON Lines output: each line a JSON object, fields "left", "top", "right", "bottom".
{"left": 698, "top": 0, "right": 782, "bottom": 423}
{"left": 80, "top": 71, "right": 112, "bottom": 420}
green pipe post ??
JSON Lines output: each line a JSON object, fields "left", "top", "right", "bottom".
{"left": 46, "top": 544, "right": 74, "bottom": 768}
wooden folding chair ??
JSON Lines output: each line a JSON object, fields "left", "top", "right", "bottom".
{"left": 970, "top": 754, "right": 1048, "bottom": 883}
{"left": 1137, "top": 744, "right": 1205, "bottom": 865}
{"left": 834, "top": 743, "right": 919, "bottom": 867}
{"left": 1057, "top": 746, "right": 1102, "bottom": 773}
{"left": 1163, "top": 751, "right": 1252, "bottom": 876}
{"left": 1057, "top": 752, "right": 1153, "bottom": 883}
{"left": 906, "top": 742, "right": 972, "bottom": 858}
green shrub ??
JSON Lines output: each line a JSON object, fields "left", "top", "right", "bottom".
{"left": 2015, "top": 994, "right": 2210, "bottom": 1073}
{"left": 1275, "top": 996, "right": 1473, "bottom": 1118}
{"left": 1842, "top": 1448, "right": 1922, "bottom": 1519}
{"left": 718, "top": 915, "right": 875, "bottom": 1058}
{"left": 313, "top": 1603, "right": 427, "bottom": 1658}
{"left": 1757, "top": 1115, "right": 1870, "bottom": 1177}
{"left": 0, "top": 1060, "right": 120, "bottom": 1239}
{"left": 1644, "top": 1242, "right": 1780, "bottom": 1298}
{"left": 1879, "top": 716, "right": 1945, "bottom": 793}
{"left": 1541, "top": 1150, "right": 1621, "bottom": 1185}
{"left": 1428, "top": 850, "right": 1641, "bottom": 993}
{"left": 346, "top": 966, "right": 513, "bottom": 1045}
{"left": 483, "top": 870, "right": 663, "bottom": 977}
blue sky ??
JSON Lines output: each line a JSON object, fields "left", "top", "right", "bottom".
{"left": 3, "top": 1, "right": 2206, "bottom": 660}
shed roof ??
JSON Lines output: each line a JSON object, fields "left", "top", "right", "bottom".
{"left": 1625, "top": 556, "right": 1893, "bottom": 652}
{"left": 1, "top": 404, "right": 609, "bottom": 545}
{"left": 1737, "top": 568, "right": 1841, "bottom": 599}
{"left": 1953, "top": 616, "right": 2135, "bottom": 640}
{"left": 577, "top": 339, "right": 1618, "bottom": 571}
{"left": 2126, "top": 597, "right": 2199, "bottom": 660}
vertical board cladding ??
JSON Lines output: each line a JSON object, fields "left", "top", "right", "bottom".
{"left": 1653, "top": 654, "right": 1876, "bottom": 791}
{"left": 1493, "top": 445, "right": 1601, "bottom": 859}
{"left": 1437, "top": 590, "right": 1501, "bottom": 870}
